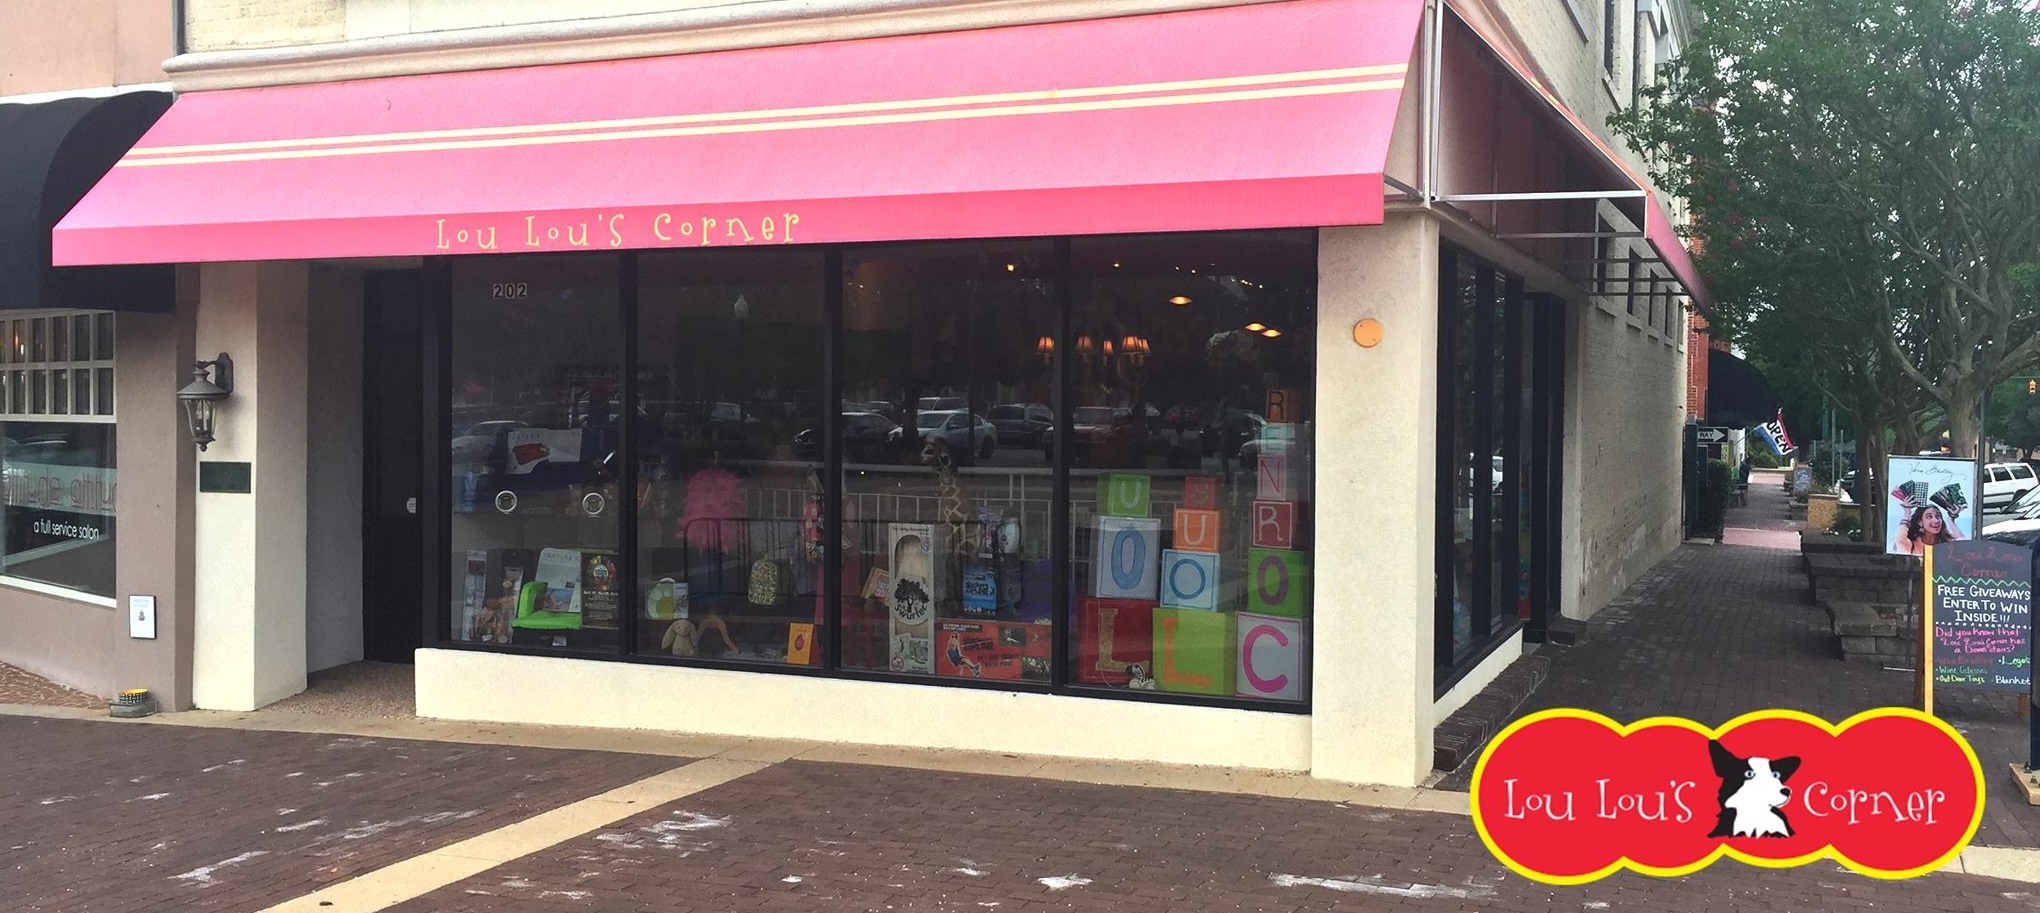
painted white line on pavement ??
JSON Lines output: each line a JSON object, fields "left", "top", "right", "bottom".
{"left": 249, "top": 757, "right": 769, "bottom": 913}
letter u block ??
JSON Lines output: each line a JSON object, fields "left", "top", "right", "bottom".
{"left": 1159, "top": 549, "right": 1220, "bottom": 610}
{"left": 1173, "top": 508, "right": 1221, "bottom": 553}
{"left": 1152, "top": 607, "right": 1234, "bottom": 696}
{"left": 1247, "top": 547, "right": 1309, "bottom": 618}
{"left": 1093, "top": 516, "right": 1160, "bottom": 600}
{"left": 1097, "top": 472, "right": 1152, "bottom": 517}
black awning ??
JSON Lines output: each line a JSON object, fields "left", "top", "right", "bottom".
{"left": 1705, "top": 348, "right": 1781, "bottom": 428}
{"left": 0, "top": 91, "right": 174, "bottom": 312}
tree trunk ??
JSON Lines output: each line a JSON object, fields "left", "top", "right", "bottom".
{"left": 1948, "top": 400, "right": 1980, "bottom": 460}
{"left": 1859, "top": 426, "right": 1886, "bottom": 548}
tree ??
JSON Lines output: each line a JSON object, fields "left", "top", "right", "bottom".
{"left": 1613, "top": 0, "right": 2040, "bottom": 466}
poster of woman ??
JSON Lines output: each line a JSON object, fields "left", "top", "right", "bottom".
{"left": 1885, "top": 456, "right": 1976, "bottom": 557}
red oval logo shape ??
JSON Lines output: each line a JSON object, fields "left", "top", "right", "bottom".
{"left": 1471, "top": 708, "right": 1984, "bottom": 884}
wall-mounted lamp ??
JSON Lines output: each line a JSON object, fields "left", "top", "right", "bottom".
{"left": 177, "top": 352, "right": 233, "bottom": 451}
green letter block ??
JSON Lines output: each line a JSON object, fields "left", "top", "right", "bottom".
{"left": 1247, "top": 548, "right": 1309, "bottom": 618}
{"left": 1152, "top": 607, "right": 1234, "bottom": 696}
{"left": 1097, "top": 472, "right": 1152, "bottom": 518}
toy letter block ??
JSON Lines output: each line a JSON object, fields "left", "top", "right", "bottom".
{"left": 1251, "top": 500, "right": 1299, "bottom": 549}
{"left": 1076, "top": 597, "right": 1156, "bottom": 685}
{"left": 1152, "top": 607, "right": 1234, "bottom": 696}
{"left": 1160, "top": 549, "right": 1220, "bottom": 611}
{"left": 787, "top": 623, "right": 816, "bottom": 666}
{"left": 1097, "top": 472, "right": 1152, "bottom": 517}
{"left": 1093, "top": 516, "right": 1160, "bottom": 600}
{"left": 1247, "top": 547, "right": 1309, "bottom": 618}
{"left": 1266, "top": 388, "right": 1302, "bottom": 424}
{"left": 1235, "top": 612, "right": 1302, "bottom": 701}
{"left": 1173, "top": 508, "right": 1221, "bottom": 553}
{"left": 1183, "top": 476, "right": 1220, "bottom": 511}
{"left": 1256, "top": 455, "right": 1300, "bottom": 502}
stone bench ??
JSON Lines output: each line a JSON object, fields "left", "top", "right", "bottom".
{"left": 1807, "top": 552, "right": 1919, "bottom": 607}
{"left": 1829, "top": 601, "right": 1915, "bottom": 664}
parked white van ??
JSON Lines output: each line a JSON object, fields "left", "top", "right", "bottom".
{"left": 1984, "top": 461, "right": 2038, "bottom": 510}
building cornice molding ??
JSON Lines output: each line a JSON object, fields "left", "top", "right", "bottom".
{"left": 165, "top": 0, "right": 1285, "bottom": 91}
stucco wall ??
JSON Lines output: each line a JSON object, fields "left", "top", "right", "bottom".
{"left": 0, "top": 0, "right": 173, "bottom": 96}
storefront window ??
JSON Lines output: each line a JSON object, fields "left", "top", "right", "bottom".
{"left": 839, "top": 241, "right": 1056, "bottom": 681}
{"left": 1067, "top": 233, "right": 1315, "bottom": 703}
{"left": 448, "top": 255, "right": 622, "bottom": 652}
{"left": 1446, "top": 259, "right": 1483, "bottom": 660}
{"left": 0, "top": 310, "right": 117, "bottom": 599}
{"left": 436, "top": 232, "right": 1318, "bottom": 710}
{"left": 634, "top": 250, "right": 826, "bottom": 666}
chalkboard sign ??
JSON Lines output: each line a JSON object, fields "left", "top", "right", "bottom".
{"left": 1928, "top": 539, "right": 2033, "bottom": 692}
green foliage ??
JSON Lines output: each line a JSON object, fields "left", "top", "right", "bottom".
{"left": 1613, "top": 0, "right": 2040, "bottom": 457}
{"left": 1750, "top": 447, "right": 1786, "bottom": 470}
{"left": 1831, "top": 510, "right": 1864, "bottom": 540}
{"left": 1696, "top": 459, "right": 1734, "bottom": 536}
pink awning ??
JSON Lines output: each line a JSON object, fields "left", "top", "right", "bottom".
{"left": 55, "top": 0, "right": 1426, "bottom": 265}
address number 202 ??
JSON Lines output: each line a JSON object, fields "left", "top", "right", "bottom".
{"left": 490, "top": 282, "right": 530, "bottom": 300}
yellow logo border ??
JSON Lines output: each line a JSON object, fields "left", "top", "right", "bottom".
{"left": 1468, "top": 707, "right": 1986, "bottom": 885}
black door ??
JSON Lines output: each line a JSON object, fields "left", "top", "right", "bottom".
{"left": 362, "top": 271, "right": 427, "bottom": 663}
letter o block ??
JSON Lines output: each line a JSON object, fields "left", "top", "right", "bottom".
{"left": 1093, "top": 517, "right": 1160, "bottom": 600}
{"left": 1159, "top": 549, "right": 1219, "bottom": 610}
{"left": 1247, "top": 547, "right": 1309, "bottom": 618}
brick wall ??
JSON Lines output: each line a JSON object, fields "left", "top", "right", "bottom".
{"left": 1567, "top": 296, "right": 1687, "bottom": 619}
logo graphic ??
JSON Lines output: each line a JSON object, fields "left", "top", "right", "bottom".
{"left": 1471, "top": 708, "right": 1983, "bottom": 884}
{"left": 1707, "top": 741, "right": 1800, "bottom": 839}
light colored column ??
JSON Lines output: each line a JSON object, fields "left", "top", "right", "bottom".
{"left": 1309, "top": 217, "right": 1442, "bottom": 786}
{"left": 191, "top": 261, "right": 310, "bottom": 711}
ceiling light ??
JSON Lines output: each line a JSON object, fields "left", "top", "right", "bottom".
{"left": 1244, "top": 322, "right": 1266, "bottom": 332}
{"left": 1169, "top": 296, "right": 1192, "bottom": 306}
{"left": 1261, "top": 328, "right": 1282, "bottom": 338}
{"left": 1005, "top": 263, "right": 1016, "bottom": 272}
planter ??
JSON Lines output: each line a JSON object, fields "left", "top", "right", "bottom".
{"left": 1806, "top": 493, "right": 1839, "bottom": 532}
{"left": 1806, "top": 552, "right": 1919, "bottom": 608}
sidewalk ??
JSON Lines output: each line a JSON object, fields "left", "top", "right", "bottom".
{"left": 1439, "top": 539, "right": 2040, "bottom": 848}
{"left": 1723, "top": 466, "right": 1805, "bottom": 550}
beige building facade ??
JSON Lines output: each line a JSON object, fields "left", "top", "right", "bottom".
{"left": 6, "top": 0, "right": 1698, "bottom": 788}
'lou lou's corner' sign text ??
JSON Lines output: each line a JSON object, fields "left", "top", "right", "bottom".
{"left": 435, "top": 209, "right": 803, "bottom": 253}
{"left": 1928, "top": 539, "right": 2033, "bottom": 692}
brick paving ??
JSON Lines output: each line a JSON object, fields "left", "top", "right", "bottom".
{"left": 1435, "top": 538, "right": 2040, "bottom": 849}
{"left": 386, "top": 759, "right": 2040, "bottom": 912}
{"left": 0, "top": 715, "right": 682, "bottom": 912}
{"left": 0, "top": 661, "right": 102, "bottom": 708}
{"left": 1724, "top": 468, "right": 1805, "bottom": 549}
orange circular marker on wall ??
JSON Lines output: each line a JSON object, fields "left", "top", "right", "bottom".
{"left": 1352, "top": 318, "right": 1384, "bottom": 348}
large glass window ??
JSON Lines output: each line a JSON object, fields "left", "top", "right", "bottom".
{"left": 1438, "top": 249, "right": 1555, "bottom": 679}
{"left": 1066, "top": 233, "right": 1315, "bottom": 704}
{"left": 437, "top": 231, "right": 1317, "bottom": 710}
{"left": 839, "top": 241, "right": 1056, "bottom": 681}
{"left": 449, "top": 255, "right": 622, "bottom": 652}
{"left": 0, "top": 310, "right": 116, "bottom": 599}
{"left": 634, "top": 250, "right": 826, "bottom": 666}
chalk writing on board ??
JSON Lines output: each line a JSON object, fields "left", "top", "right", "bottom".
{"left": 1929, "top": 540, "right": 2033, "bottom": 692}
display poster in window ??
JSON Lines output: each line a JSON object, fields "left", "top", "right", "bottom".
{"left": 1885, "top": 456, "right": 1975, "bottom": 557}
{"left": 460, "top": 551, "right": 489, "bottom": 640}
{"left": 580, "top": 552, "right": 620, "bottom": 629}
{"left": 533, "top": 548, "right": 585, "bottom": 614}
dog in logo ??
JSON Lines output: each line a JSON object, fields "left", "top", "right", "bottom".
{"left": 1707, "top": 740, "right": 1800, "bottom": 838}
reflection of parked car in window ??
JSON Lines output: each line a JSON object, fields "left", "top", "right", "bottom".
{"left": 916, "top": 396, "right": 968, "bottom": 413}
{"left": 451, "top": 420, "right": 531, "bottom": 466}
{"left": 793, "top": 412, "right": 902, "bottom": 463}
{"left": 988, "top": 403, "right": 1053, "bottom": 447}
{"left": 1048, "top": 406, "right": 1142, "bottom": 464}
{"left": 890, "top": 410, "right": 996, "bottom": 460}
